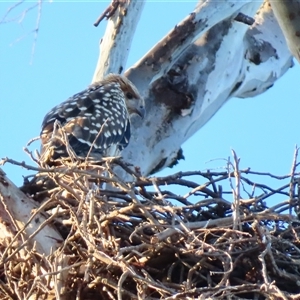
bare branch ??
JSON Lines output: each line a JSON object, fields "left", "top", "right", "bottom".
{"left": 92, "top": 0, "right": 145, "bottom": 81}
{"left": 234, "top": 12, "right": 255, "bottom": 25}
{"left": 93, "top": 0, "right": 122, "bottom": 27}
{"left": 1, "top": 149, "right": 300, "bottom": 298}
{"left": 122, "top": 1, "right": 293, "bottom": 177}
{"left": 1, "top": 0, "right": 45, "bottom": 62}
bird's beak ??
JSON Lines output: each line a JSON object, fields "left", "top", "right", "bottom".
{"left": 136, "top": 106, "right": 145, "bottom": 119}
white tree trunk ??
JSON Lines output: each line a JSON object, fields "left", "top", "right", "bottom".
{"left": 93, "top": 0, "right": 295, "bottom": 177}
{"left": 0, "top": 169, "right": 61, "bottom": 257}
{"left": 92, "top": 0, "right": 146, "bottom": 81}
{"left": 270, "top": 0, "right": 300, "bottom": 62}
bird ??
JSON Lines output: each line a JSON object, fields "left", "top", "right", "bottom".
{"left": 40, "top": 74, "right": 145, "bottom": 164}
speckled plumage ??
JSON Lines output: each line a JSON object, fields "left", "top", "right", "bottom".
{"left": 40, "top": 74, "right": 145, "bottom": 163}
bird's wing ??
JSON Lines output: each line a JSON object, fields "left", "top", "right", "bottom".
{"left": 41, "top": 84, "right": 130, "bottom": 158}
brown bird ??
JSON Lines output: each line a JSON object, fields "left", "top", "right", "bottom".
{"left": 40, "top": 74, "right": 145, "bottom": 163}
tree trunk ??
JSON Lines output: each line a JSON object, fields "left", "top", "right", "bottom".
{"left": 93, "top": 0, "right": 294, "bottom": 177}
{"left": 0, "top": 169, "right": 61, "bottom": 257}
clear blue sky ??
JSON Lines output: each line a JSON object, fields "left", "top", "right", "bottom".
{"left": 1, "top": 1, "right": 300, "bottom": 205}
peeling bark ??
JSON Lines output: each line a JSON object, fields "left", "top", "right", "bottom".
{"left": 101, "top": 1, "right": 293, "bottom": 176}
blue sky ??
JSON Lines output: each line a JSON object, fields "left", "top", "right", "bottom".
{"left": 1, "top": 1, "right": 300, "bottom": 205}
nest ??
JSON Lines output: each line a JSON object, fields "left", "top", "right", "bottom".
{"left": 1, "top": 151, "right": 300, "bottom": 300}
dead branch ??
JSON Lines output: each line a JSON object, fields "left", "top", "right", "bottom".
{"left": 1, "top": 150, "right": 300, "bottom": 298}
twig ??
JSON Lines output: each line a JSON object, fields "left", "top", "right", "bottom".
{"left": 231, "top": 150, "right": 241, "bottom": 231}
{"left": 289, "top": 146, "right": 299, "bottom": 215}
{"left": 117, "top": 270, "right": 130, "bottom": 300}
{"left": 94, "top": 0, "right": 122, "bottom": 27}
{"left": 234, "top": 12, "right": 255, "bottom": 26}
{"left": 1, "top": 149, "right": 300, "bottom": 298}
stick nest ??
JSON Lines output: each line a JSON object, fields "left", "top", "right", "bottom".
{"left": 2, "top": 152, "right": 300, "bottom": 300}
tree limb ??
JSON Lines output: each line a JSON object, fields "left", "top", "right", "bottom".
{"left": 0, "top": 168, "right": 61, "bottom": 258}
{"left": 92, "top": 0, "right": 145, "bottom": 81}
{"left": 121, "top": 1, "right": 293, "bottom": 176}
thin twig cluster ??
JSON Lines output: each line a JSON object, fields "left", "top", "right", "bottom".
{"left": 1, "top": 149, "right": 300, "bottom": 299}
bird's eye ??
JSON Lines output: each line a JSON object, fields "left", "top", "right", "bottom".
{"left": 126, "top": 92, "right": 133, "bottom": 99}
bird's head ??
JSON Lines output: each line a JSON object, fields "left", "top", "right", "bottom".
{"left": 104, "top": 74, "right": 145, "bottom": 119}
